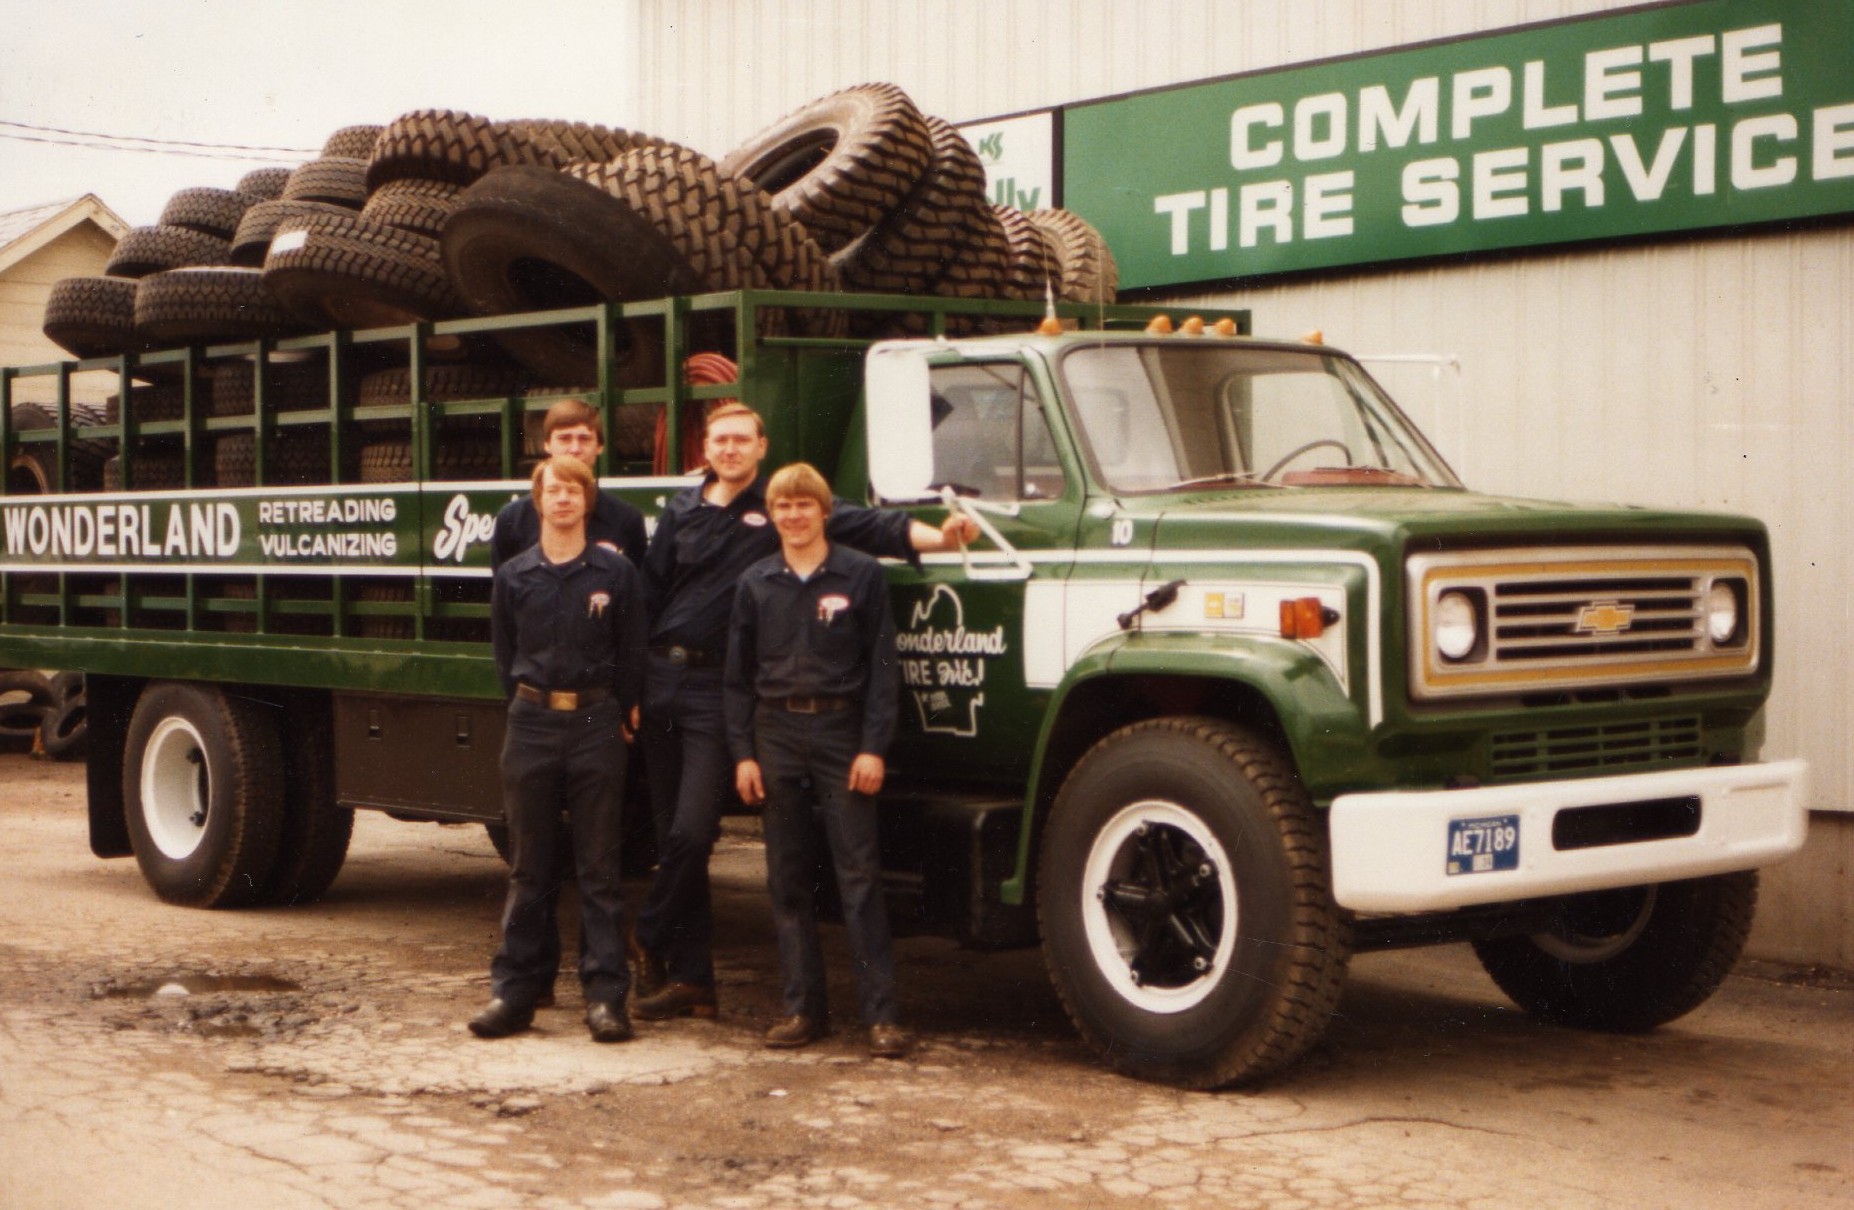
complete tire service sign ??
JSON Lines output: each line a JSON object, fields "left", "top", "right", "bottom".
{"left": 1056, "top": 0, "right": 1854, "bottom": 290}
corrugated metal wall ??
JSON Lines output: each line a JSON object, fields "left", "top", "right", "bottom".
{"left": 637, "top": 0, "right": 1852, "bottom": 837}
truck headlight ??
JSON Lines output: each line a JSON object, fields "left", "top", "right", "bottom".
{"left": 1705, "top": 579, "right": 1745, "bottom": 646}
{"left": 1434, "top": 590, "right": 1481, "bottom": 662}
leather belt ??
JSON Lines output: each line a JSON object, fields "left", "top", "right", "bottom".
{"left": 652, "top": 644, "right": 719, "bottom": 669}
{"left": 766, "top": 695, "right": 853, "bottom": 714}
{"left": 516, "top": 683, "right": 611, "bottom": 711}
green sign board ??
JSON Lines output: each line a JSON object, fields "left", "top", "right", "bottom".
{"left": 1062, "top": 0, "right": 1854, "bottom": 289}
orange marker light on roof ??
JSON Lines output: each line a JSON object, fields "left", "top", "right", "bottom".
{"left": 1145, "top": 314, "right": 1174, "bottom": 334}
{"left": 1180, "top": 316, "right": 1205, "bottom": 335}
{"left": 1036, "top": 314, "right": 1064, "bottom": 336}
{"left": 1211, "top": 317, "right": 1237, "bottom": 337}
{"left": 1301, "top": 328, "right": 1325, "bottom": 345}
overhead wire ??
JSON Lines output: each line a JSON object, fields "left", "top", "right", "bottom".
{"left": 0, "top": 119, "right": 315, "bottom": 162}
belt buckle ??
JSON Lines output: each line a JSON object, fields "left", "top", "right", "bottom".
{"left": 548, "top": 689, "right": 579, "bottom": 711}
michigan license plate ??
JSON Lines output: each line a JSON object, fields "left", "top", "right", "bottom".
{"left": 1446, "top": 814, "right": 1520, "bottom": 875}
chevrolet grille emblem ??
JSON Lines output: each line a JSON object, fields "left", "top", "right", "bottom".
{"left": 1575, "top": 601, "right": 1635, "bottom": 634}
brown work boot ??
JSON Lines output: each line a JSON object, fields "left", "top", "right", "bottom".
{"left": 763, "top": 1014, "right": 827, "bottom": 1049}
{"left": 633, "top": 981, "right": 718, "bottom": 1021}
{"left": 868, "top": 1022, "right": 911, "bottom": 1059}
{"left": 627, "top": 928, "right": 667, "bottom": 999}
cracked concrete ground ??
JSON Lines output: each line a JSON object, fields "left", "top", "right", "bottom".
{"left": 0, "top": 751, "right": 1849, "bottom": 1209}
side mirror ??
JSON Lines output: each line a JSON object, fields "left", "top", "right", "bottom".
{"left": 864, "top": 344, "right": 937, "bottom": 502}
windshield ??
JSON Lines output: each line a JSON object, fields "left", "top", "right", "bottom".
{"left": 1057, "top": 343, "right": 1460, "bottom": 494}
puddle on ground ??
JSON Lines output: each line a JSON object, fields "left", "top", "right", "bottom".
{"left": 97, "top": 974, "right": 302, "bottom": 999}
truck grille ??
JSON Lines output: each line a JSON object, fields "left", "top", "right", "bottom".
{"left": 1490, "top": 716, "right": 1703, "bottom": 780}
{"left": 1408, "top": 546, "right": 1759, "bottom": 700}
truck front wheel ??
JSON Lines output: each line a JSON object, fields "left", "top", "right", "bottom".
{"left": 1471, "top": 872, "right": 1757, "bottom": 1031}
{"left": 123, "top": 683, "right": 285, "bottom": 908}
{"left": 1037, "top": 718, "right": 1351, "bottom": 1088}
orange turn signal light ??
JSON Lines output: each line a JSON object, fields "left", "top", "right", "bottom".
{"left": 1280, "top": 596, "right": 1339, "bottom": 639}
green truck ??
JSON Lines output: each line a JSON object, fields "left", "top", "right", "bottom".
{"left": 0, "top": 291, "right": 1808, "bottom": 1087}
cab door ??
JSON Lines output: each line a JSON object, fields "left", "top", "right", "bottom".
{"left": 883, "top": 359, "right": 1079, "bottom": 781}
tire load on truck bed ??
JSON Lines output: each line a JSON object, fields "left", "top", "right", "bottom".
{"left": 133, "top": 267, "right": 304, "bottom": 346}
{"left": 105, "top": 225, "right": 234, "bottom": 279}
{"left": 8, "top": 400, "right": 111, "bottom": 492}
{"left": 158, "top": 187, "right": 261, "bottom": 240}
{"left": 262, "top": 210, "right": 466, "bottom": 336}
{"left": 42, "top": 275, "right": 142, "bottom": 360}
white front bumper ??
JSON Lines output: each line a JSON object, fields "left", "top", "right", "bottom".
{"left": 1328, "top": 759, "right": 1810, "bottom": 913}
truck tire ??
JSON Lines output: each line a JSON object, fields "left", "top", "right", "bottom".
{"left": 38, "top": 671, "right": 88, "bottom": 762}
{"left": 42, "top": 275, "right": 142, "bottom": 359}
{"left": 1027, "top": 209, "right": 1119, "bottom": 303}
{"left": 262, "top": 210, "right": 465, "bottom": 335}
{"left": 260, "top": 707, "right": 352, "bottom": 905}
{"left": 229, "top": 200, "right": 353, "bottom": 266}
{"left": 997, "top": 205, "right": 1062, "bottom": 301}
{"left": 356, "top": 434, "right": 501, "bottom": 483}
{"left": 133, "top": 267, "right": 303, "bottom": 346}
{"left": 104, "top": 224, "right": 234, "bottom": 278}
{"left": 103, "top": 451, "right": 190, "bottom": 492}
{"left": 236, "top": 166, "right": 293, "bottom": 200}
{"left": 365, "top": 108, "right": 561, "bottom": 191}
{"left": 0, "top": 670, "right": 53, "bottom": 752}
{"left": 281, "top": 157, "right": 369, "bottom": 208}
{"left": 441, "top": 164, "right": 685, "bottom": 384}
{"left": 105, "top": 383, "right": 186, "bottom": 424}
{"left": 719, "top": 83, "right": 933, "bottom": 255}
{"left": 1471, "top": 872, "right": 1757, "bottom": 1032}
{"left": 499, "top": 119, "right": 662, "bottom": 166}
{"left": 123, "top": 682, "right": 286, "bottom": 908}
{"left": 213, "top": 431, "right": 334, "bottom": 488}
{"left": 9, "top": 401, "right": 111, "bottom": 492}
{"left": 207, "top": 357, "right": 330, "bottom": 416}
{"left": 1038, "top": 717, "right": 1351, "bottom": 1089}
{"left": 354, "top": 361, "right": 530, "bottom": 433}
{"left": 158, "top": 187, "right": 259, "bottom": 239}
{"left": 359, "top": 177, "right": 464, "bottom": 238}
{"left": 837, "top": 115, "right": 990, "bottom": 292}
{"left": 321, "top": 124, "right": 384, "bottom": 159}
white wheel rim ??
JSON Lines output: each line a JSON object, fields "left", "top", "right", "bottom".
{"left": 1079, "top": 800, "right": 1238, "bottom": 1014}
{"left": 141, "top": 716, "right": 210, "bottom": 860}
{"left": 1534, "top": 886, "right": 1658, "bottom": 963}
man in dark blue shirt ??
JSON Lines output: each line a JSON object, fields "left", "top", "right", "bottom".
{"left": 630, "top": 403, "right": 975, "bottom": 1023}
{"left": 490, "top": 398, "right": 648, "bottom": 571}
{"left": 727, "top": 462, "right": 907, "bottom": 1057}
{"left": 471, "top": 455, "right": 647, "bottom": 1043}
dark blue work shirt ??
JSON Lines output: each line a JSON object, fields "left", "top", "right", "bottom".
{"left": 490, "top": 490, "right": 648, "bottom": 571}
{"left": 491, "top": 542, "right": 647, "bottom": 712}
{"left": 643, "top": 473, "right": 914, "bottom": 654}
{"left": 723, "top": 543, "right": 899, "bottom": 762}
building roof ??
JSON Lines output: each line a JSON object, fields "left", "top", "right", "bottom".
{"left": 0, "top": 194, "right": 129, "bottom": 275}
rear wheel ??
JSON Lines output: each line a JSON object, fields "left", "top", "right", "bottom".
{"left": 1038, "top": 717, "right": 1350, "bottom": 1088}
{"left": 123, "top": 683, "right": 285, "bottom": 908}
{"left": 1471, "top": 872, "right": 1757, "bottom": 1031}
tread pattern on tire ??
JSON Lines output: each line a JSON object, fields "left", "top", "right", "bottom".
{"left": 281, "top": 157, "right": 369, "bottom": 207}
{"left": 720, "top": 83, "right": 933, "bottom": 255}
{"left": 230, "top": 200, "right": 355, "bottom": 266}
{"left": 1039, "top": 716, "right": 1352, "bottom": 1089}
{"left": 105, "top": 225, "right": 234, "bottom": 278}
{"left": 262, "top": 210, "right": 463, "bottom": 330}
{"left": 133, "top": 267, "right": 302, "bottom": 346}
{"left": 103, "top": 450, "right": 191, "bottom": 492}
{"left": 997, "top": 204, "right": 1062, "bottom": 301}
{"left": 1027, "top": 209, "right": 1119, "bottom": 303}
{"left": 105, "top": 383, "right": 186, "bottom": 424}
{"left": 213, "top": 431, "right": 336, "bottom": 488}
{"left": 236, "top": 166, "right": 294, "bottom": 201}
{"left": 365, "top": 108, "right": 564, "bottom": 191}
{"left": 838, "top": 115, "right": 991, "bottom": 291}
{"left": 159, "top": 187, "right": 260, "bottom": 239}
{"left": 359, "top": 177, "right": 465, "bottom": 237}
{"left": 42, "top": 275, "right": 141, "bottom": 358}
{"left": 500, "top": 119, "right": 663, "bottom": 165}
{"left": 321, "top": 125, "right": 384, "bottom": 159}
{"left": 207, "top": 358, "right": 331, "bottom": 416}
{"left": 358, "top": 435, "right": 502, "bottom": 484}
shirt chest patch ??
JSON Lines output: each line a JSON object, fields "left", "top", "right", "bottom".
{"left": 587, "top": 591, "right": 612, "bottom": 617}
{"left": 816, "top": 593, "right": 852, "bottom": 624}
{"left": 740, "top": 511, "right": 769, "bottom": 528}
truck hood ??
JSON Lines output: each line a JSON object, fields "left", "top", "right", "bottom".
{"left": 1141, "top": 488, "right": 1768, "bottom": 553}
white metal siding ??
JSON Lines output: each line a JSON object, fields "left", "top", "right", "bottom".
{"left": 637, "top": 0, "right": 1851, "bottom": 824}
